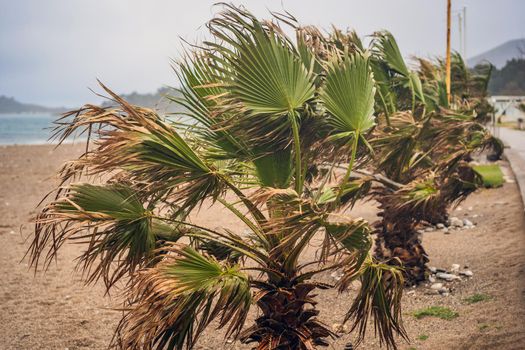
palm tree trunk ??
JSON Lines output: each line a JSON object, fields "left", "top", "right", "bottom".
{"left": 240, "top": 279, "right": 334, "bottom": 349}
{"left": 373, "top": 213, "right": 429, "bottom": 285}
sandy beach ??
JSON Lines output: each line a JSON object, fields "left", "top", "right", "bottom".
{"left": 1, "top": 143, "right": 524, "bottom": 350}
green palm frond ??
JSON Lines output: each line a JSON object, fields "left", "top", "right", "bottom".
{"left": 116, "top": 245, "right": 252, "bottom": 350}
{"left": 321, "top": 52, "right": 376, "bottom": 136}
{"left": 372, "top": 32, "right": 425, "bottom": 108}
{"left": 344, "top": 257, "right": 407, "bottom": 350}
{"left": 252, "top": 148, "right": 293, "bottom": 189}
{"left": 29, "top": 183, "right": 183, "bottom": 288}
{"left": 323, "top": 219, "right": 372, "bottom": 273}
{"left": 171, "top": 53, "right": 248, "bottom": 160}
{"left": 207, "top": 6, "right": 315, "bottom": 194}
{"left": 372, "top": 31, "right": 409, "bottom": 77}
{"left": 209, "top": 7, "right": 315, "bottom": 116}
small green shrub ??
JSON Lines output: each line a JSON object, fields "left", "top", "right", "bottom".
{"left": 464, "top": 293, "right": 492, "bottom": 304}
{"left": 473, "top": 165, "right": 504, "bottom": 188}
{"left": 413, "top": 306, "right": 459, "bottom": 320}
{"left": 418, "top": 334, "right": 429, "bottom": 340}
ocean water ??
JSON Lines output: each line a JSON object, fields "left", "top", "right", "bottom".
{"left": 0, "top": 113, "right": 86, "bottom": 145}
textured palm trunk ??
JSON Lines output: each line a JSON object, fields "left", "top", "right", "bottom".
{"left": 240, "top": 280, "right": 335, "bottom": 349}
{"left": 373, "top": 214, "right": 429, "bottom": 285}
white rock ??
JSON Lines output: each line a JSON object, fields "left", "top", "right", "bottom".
{"left": 436, "top": 223, "right": 445, "bottom": 229}
{"left": 9, "top": 230, "right": 15, "bottom": 235}
{"left": 442, "top": 227, "right": 450, "bottom": 234}
{"left": 441, "top": 292, "right": 450, "bottom": 297}
{"left": 459, "top": 270, "right": 473, "bottom": 277}
{"left": 449, "top": 217, "right": 463, "bottom": 228}
{"left": 436, "top": 272, "right": 459, "bottom": 281}
{"left": 451, "top": 264, "right": 460, "bottom": 273}
{"left": 425, "top": 227, "right": 434, "bottom": 232}
{"left": 429, "top": 266, "right": 437, "bottom": 273}
{"left": 463, "top": 219, "right": 474, "bottom": 227}
{"left": 428, "top": 276, "right": 436, "bottom": 283}
{"left": 456, "top": 206, "right": 463, "bottom": 211}
{"left": 438, "top": 287, "right": 449, "bottom": 294}
{"left": 430, "top": 283, "right": 443, "bottom": 290}
{"left": 467, "top": 206, "right": 473, "bottom": 211}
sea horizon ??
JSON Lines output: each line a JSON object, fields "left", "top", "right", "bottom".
{"left": 0, "top": 113, "right": 87, "bottom": 146}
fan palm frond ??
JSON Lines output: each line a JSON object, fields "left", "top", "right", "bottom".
{"left": 29, "top": 183, "right": 183, "bottom": 288}
{"left": 116, "top": 245, "right": 252, "bottom": 350}
{"left": 321, "top": 52, "right": 376, "bottom": 136}
{"left": 343, "top": 257, "right": 407, "bottom": 350}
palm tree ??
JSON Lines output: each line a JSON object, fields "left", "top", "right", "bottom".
{"left": 28, "top": 5, "right": 406, "bottom": 349}
{"left": 346, "top": 31, "right": 500, "bottom": 284}
{"left": 293, "top": 25, "right": 501, "bottom": 284}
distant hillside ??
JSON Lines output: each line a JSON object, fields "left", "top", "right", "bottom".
{"left": 488, "top": 58, "right": 525, "bottom": 96}
{"left": 0, "top": 96, "right": 65, "bottom": 114}
{"left": 468, "top": 38, "right": 525, "bottom": 68}
{"left": 102, "top": 87, "right": 184, "bottom": 113}
{"left": 1, "top": 87, "right": 184, "bottom": 115}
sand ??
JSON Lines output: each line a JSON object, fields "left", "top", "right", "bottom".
{"left": 0, "top": 143, "right": 524, "bottom": 350}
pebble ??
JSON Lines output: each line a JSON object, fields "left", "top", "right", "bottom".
{"left": 425, "top": 227, "right": 434, "bottom": 232}
{"left": 463, "top": 219, "right": 474, "bottom": 227}
{"left": 438, "top": 287, "right": 449, "bottom": 294}
{"left": 9, "top": 230, "right": 15, "bottom": 235}
{"left": 459, "top": 270, "right": 473, "bottom": 277}
{"left": 430, "top": 283, "right": 443, "bottom": 290}
{"left": 332, "top": 323, "right": 348, "bottom": 333}
{"left": 441, "top": 292, "right": 450, "bottom": 297}
{"left": 436, "top": 272, "right": 459, "bottom": 281}
{"left": 442, "top": 227, "right": 450, "bottom": 234}
{"left": 428, "top": 276, "right": 436, "bottom": 283}
{"left": 429, "top": 266, "right": 437, "bottom": 273}
{"left": 330, "top": 271, "right": 342, "bottom": 281}
{"left": 451, "top": 264, "right": 460, "bottom": 273}
{"left": 449, "top": 217, "right": 464, "bottom": 228}
{"left": 436, "top": 223, "right": 445, "bottom": 229}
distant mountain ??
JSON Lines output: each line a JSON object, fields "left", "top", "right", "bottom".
{"left": 101, "top": 87, "right": 184, "bottom": 113}
{"left": 0, "top": 96, "right": 65, "bottom": 114}
{"left": 468, "top": 38, "right": 525, "bottom": 68}
{"left": 1, "top": 87, "right": 184, "bottom": 115}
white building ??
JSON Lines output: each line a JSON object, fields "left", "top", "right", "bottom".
{"left": 488, "top": 96, "right": 525, "bottom": 123}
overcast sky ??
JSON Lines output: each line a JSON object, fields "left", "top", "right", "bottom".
{"left": 1, "top": 0, "right": 524, "bottom": 107}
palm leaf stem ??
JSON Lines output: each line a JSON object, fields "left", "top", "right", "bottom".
{"left": 336, "top": 131, "right": 360, "bottom": 203}
{"left": 216, "top": 197, "right": 269, "bottom": 249}
{"left": 289, "top": 112, "right": 303, "bottom": 197}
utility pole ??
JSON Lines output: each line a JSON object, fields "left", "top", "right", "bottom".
{"left": 446, "top": 0, "right": 452, "bottom": 105}
{"left": 463, "top": 6, "right": 467, "bottom": 58}
{"left": 458, "top": 12, "right": 463, "bottom": 57}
